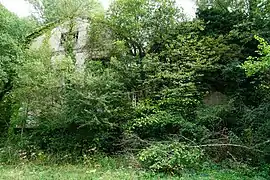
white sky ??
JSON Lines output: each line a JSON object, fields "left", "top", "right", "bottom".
{"left": 0, "top": 0, "right": 196, "bottom": 18}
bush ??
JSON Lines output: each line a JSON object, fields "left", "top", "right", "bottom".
{"left": 11, "top": 58, "right": 133, "bottom": 155}
{"left": 138, "top": 142, "right": 204, "bottom": 174}
{"left": 240, "top": 102, "right": 270, "bottom": 163}
{"left": 0, "top": 146, "right": 20, "bottom": 164}
{"left": 129, "top": 111, "right": 209, "bottom": 140}
{"left": 129, "top": 111, "right": 185, "bottom": 138}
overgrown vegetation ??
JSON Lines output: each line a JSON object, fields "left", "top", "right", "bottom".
{"left": 1, "top": 0, "right": 270, "bottom": 179}
{"left": 0, "top": 156, "right": 268, "bottom": 180}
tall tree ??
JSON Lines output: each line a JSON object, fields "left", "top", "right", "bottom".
{"left": 0, "top": 4, "right": 34, "bottom": 136}
{"left": 0, "top": 4, "right": 34, "bottom": 101}
{"left": 27, "top": 0, "right": 103, "bottom": 23}
{"left": 107, "top": 0, "right": 186, "bottom": 58}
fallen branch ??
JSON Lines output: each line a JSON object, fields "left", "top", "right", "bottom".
{"left": 254, "top": 140, "right": 270, "bottom": 148}
{"left": 187, "top": 143, "right": 265, "bottom": 153}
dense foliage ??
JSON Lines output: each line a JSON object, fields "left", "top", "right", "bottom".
{"left": 0, "top": 0, "right": 269, "bottom": 176}
{"left": 139, "top": 142, "right": 204, "bottom": 174}
{"left": 0, "top": 4, "right": 35, "bottom": 140}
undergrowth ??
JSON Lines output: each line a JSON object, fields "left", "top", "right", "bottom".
{"left": 0, "top": 153, "right": 269, "bottom": 180}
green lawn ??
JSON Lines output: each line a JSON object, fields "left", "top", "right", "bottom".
{"left": 0, "top": 163, "right": 266, "bottom": 180}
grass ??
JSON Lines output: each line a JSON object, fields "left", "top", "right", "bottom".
{"left": 0, "top": 156, "right": 268, "bottom": 180}
{"left": 0, "top": 164, "right": 265, "bottom": 180}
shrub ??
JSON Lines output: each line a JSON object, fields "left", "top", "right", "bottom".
{"left": 11, "top": 58, "right": 133, "bottom": 155}
{"left": 129, "top": 111, "right": 185, "bottom": 138}
{"left": 129, "top": 111, "right": 209, "bottom": 140}
{"left": 196, "top": 101, "right": 236, "bottom": 131}
{"left": 0, "top": 146, "right": 20, "bottom": 164}
{"left": 138, "top": 142, "right": 204, "bottom": 174}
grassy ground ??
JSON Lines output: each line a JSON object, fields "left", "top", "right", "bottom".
{"left": 0, "top": 158, "right": 267, "bottom": 180}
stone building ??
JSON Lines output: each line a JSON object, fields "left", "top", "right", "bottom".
{"left": 31, "top": 18, "right": 90, "bottom": 69}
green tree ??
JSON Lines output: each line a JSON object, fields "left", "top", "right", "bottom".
{"left": 0, "top": 4, "right": 34, "bottom": 138}
{"left": 105, "top": 0, "right": 187, "bottom": 100}
{"left": 242, "top": 36, "right": 270, "bottom": 76}
{"left": 27, "top": 0, "right": 103, "bottom": 22}
{"left": 107, "top": 0, "right": 186, "bottom": 58}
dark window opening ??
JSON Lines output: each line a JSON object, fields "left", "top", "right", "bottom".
{"left": 60, "top": 31, "right": 79, "bottom": 46}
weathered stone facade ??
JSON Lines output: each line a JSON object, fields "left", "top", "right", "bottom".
{"left": 31, "top": 18, "right": 89, "bottom": 69}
